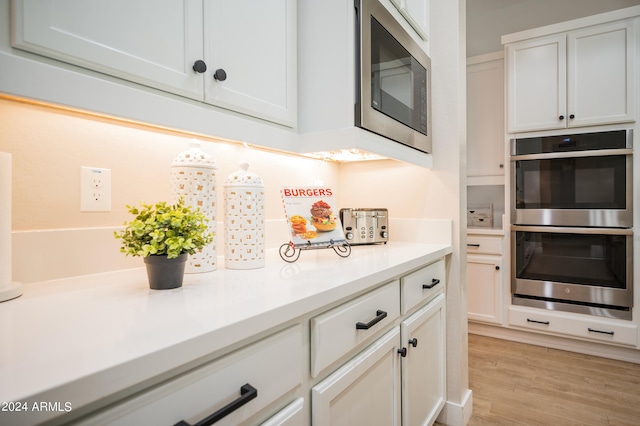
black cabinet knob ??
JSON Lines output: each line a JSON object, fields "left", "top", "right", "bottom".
{"left": 409, "top": 338, "right": 418, "bottom": 348}
{"left": 192, "top": 60, "right": 207, "bottom": 74}
{"left": 569, "top": 114, "right": 575, "bottom": 119}
{"left": 495, "top": 265, "right": 500, "bottom": 270}
{"left": 214, "top": 69, "right": 227, "bottom": 81}
{"left": 398, "top": 347, "right": 407, "bottom": 357}
{"left": 559, "top": 115, "right": 565, "bottom": 120}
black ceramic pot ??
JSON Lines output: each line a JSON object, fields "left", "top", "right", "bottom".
{"left": 143, "top": 253, "right": 188, "bottom": 290}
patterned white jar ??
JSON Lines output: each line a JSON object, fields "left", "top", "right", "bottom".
{"left": 170, "top": 140, "right": 217, "bottom": 273}
{"left": 224, "top": 161, "right": 265, "bottom": 269}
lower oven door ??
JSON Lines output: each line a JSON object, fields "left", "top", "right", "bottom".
{"left": 511, "top": 225, "right": 633, "bottom": 320}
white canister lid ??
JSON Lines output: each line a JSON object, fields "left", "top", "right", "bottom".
{"left": 171, "top": 139, "right": 216, "bottom": 169}
{"left": 224, "top": 161, "right": 264, "bottom": 187}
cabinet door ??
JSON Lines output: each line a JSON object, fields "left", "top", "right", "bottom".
{"left": 392, "top": 0, "right": 430, "bottom": 41}
{"left": 11, "top": 0, "right": 204, "bottom": 100}
{"left": 312, "top": 328, "right": 401, "bottom": 426}
{"left": 506, "top": 34, "right": 566, "bottom": 133}
{"left": 467, "top": 57, "right": 505, "bottom": 177}
{"left": 203, "top": 0, "right": 297, "bottom": 127}
{"left": 400, "top": 293, "right": 446, "bottom": 426}
{"left": 467, "top": 255, "right": 503, "bottom": 324}
{"left": 568, "top": 19, "right": 636, "bottom": 128}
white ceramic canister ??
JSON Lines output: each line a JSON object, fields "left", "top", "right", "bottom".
{"left": 170, "top": 140, "right": 217, "bottom": 273}
{"left": 224, "top": 161, "right": 265, "bottom": 269}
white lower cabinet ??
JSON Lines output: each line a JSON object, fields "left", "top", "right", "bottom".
{"left": 467, "top": 255, "right": 503, "bottom": 324}
{"left": 310, "top": 281, "right": 400, "bottom": 378}
{"left": 311, "top": 262, "right": 447, "bottom": 426}
{"left": 76, "top": 326, "right": 303, "bottom": 426}
{"left": 311, "top": 328, "right": 402, "bottom": 426}
{"left": 466, "top": 232, "right": 504, "bottom": 325}
{"left": 311, "top": 294, "right": 447, "bottom": 426}
{"left": 401, "top": 259, "right": 446, "bottom": 314}
{"left": 400, "top": 294, "right": 446, "bottom": 426}
{"left": 509, "top": 306, "right": 638, "bottom": 347}
{"left": 66, "top": 257, "right": 449, "bottom": 426}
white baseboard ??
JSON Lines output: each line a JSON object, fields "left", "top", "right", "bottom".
{"left": 438, "top": 389, "right": 473, "bottom": 426}
{"left": 469, "top": 321, "right": 640, "bottom": 364}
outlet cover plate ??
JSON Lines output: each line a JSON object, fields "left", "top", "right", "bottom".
{"left": 80, "top": 166, "right": 111, "bottom": 212}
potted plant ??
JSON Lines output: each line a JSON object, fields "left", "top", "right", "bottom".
{"left": 114, "top": 198, "right": 213, "bottom": 289}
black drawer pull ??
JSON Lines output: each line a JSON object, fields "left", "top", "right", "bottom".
{"left": 467, "top": 243, "right": 480, "bottom": 247}
{"left": 526, "top": 318, "right": 550, "bottom": 325}
{"left": 588, "top": 327, "right": 614, "bottom": 336}
{"left": 423, "top": 278, "right": 441, "bottom": 289}
{"left": 174, "top": 383, "right": 257, "bottom": 426}
{"left": 356, "top": 310, "right": 387, "bottom": 330}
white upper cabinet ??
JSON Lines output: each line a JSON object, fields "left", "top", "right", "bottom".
{"left": 505, "top": 18, "right": 636, "bottom": 133}
{"left": 11, "top": 0, "right": 204, "bottom": 100}
{"left": 506, "top": 34, "right": 566, "bottom": 133}
{"left": 11, "top": 0, "right": 297, "bottom": 127}
{"left": 467, "top": 54, "right": 505, "bottom": 180}
{"left": 203, "top": 0, "right": 297, "bottom": 127}
{"left": 391, "top": 0, "right": 430, "bottom": 40}
{"left": 567, "top": 21, "right": 635, "bottom": 128}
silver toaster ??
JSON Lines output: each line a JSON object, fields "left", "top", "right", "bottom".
{"left": 340, "top": 208, "right": 389, "bottom": 245}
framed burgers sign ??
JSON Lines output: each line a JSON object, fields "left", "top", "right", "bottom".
{"left": 281, "top": 187, "right": 347, "bottom": 247}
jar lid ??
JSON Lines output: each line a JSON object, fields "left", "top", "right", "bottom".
{"left": 171, "top": 140, "right": 216, "bottom": 169}
{"left": 224, "top": 161, "right": 264, "bottom": 187}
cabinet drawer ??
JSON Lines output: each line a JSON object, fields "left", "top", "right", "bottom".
{"left": 80, "top": 327, "right": 302, "bottom": 426}
{"left": 310, "top": 281, "right": 400, "bottom": 378}
{"left": 509, "top": 306, "right": 637, "bottom": 347}
{"left": 466, "top": 235, "right": 503, "bottom": 255}
{"left": 401, "top": 259, "right": 446, "bottom": 314}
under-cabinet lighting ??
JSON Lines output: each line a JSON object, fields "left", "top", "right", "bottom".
{"left": 2, "top": 94, "right": 392, "bottom": 164}
{"left": 302, "top": 149, "right": 387, "bottom": 162}
{"left": 1, "top": 94, "right": 315, "bottom": 162}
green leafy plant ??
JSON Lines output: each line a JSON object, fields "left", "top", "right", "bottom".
{"left": 114, "top": 198, "right": 213, "bottom": 259}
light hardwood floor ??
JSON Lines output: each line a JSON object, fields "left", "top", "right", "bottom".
{"left": 463, "top": 333, "right": 640, "bottom": 425}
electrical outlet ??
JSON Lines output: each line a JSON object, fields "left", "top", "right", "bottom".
{"left": 80, "top": 166, "right": 111, "bottom": 212}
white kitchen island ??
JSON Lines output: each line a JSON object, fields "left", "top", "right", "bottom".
{"left": 0, "top": 241, "right": 452, "bottom": 426}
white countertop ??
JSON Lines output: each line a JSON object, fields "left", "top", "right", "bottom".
{"left": 0, "top": 241, "right": 450, "bottom": 424}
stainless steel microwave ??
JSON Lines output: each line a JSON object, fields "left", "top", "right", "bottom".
{"left": 355, "top": 0, "right": 432, "bottom": 154}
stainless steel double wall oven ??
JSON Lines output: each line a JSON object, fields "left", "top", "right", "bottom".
{"left": 510, "top": 130, "right": 633, "bottom": 319}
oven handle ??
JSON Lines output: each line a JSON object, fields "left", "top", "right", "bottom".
{"left": 511, "top": 148, "right": 632, "bottom": 161}
{"left": 511, "top": 225, "right": 632, "bottom": 236}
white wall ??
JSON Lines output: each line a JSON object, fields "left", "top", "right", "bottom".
{"left": 467, "top": 0, "right": 640, "bottom": 57}
{"left": 1, "top": 99, "right": 339, "bottom": 230}
{"left": 0, "top": 98, "right": 342, "bottom": 282}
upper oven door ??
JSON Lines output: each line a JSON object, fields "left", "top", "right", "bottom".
{"left": 510, "top": 130, "right": 633, "bottom": 228}
{"left": 356, "top": 0, "right": 431, "bottom": 153}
